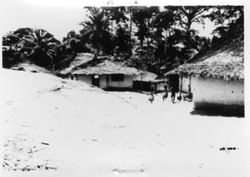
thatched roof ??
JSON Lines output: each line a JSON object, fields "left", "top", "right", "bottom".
{"left": 72, "top": 60, "right": 141, "bottom": 75}
{"left": 11, "top": 63, "right": 51, "bottom": 74}
{"left": 60, "top": 53, "right": 94, "bottom": 75}
{"left": 134, "top": 71, "right": 158, "bottom": 81}
{"left": 166, "top": 36, "right": 244, "bottom": 81}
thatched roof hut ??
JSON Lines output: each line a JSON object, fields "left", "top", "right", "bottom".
{"left": 68, "top": 57, "right": 141, "bottom": 90}
{"left": 167, "top": 36, "right": 244, "bottom": 81}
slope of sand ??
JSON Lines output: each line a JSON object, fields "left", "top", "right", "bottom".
{"left": 1, "top": 69, "right": 250, "bottom": 177}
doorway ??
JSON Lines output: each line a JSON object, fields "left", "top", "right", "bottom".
{"left": 169, "top": 74, "right": 179, "bottom": 92}
{"left": 92, "top": 75, "right": 100, "bottom": 87}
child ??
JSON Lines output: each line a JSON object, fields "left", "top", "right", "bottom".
{"left": 148, "top": 92, "right": 154, "bottom": 104}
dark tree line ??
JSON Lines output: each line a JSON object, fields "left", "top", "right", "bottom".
{"left": 2, "top": 6, "right": 243, "bottom": 75}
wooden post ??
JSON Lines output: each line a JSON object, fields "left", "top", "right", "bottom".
{"left": 179, "top": 75, "right": 183, "bottom": 97}
{"left": 188, "top": 75, "right": 191, "bottom": 94}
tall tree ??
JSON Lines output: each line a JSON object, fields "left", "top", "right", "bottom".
{"left": 102, "top": 6, "right": 131, "bottom": 54}
{"left": 114, "top": 25, "right": 131, "bottom": 54}
{"left": 62, "top": 30, "right": 89, "bottom": 54}
{"left": 152, "top": 8, "right": 176, "bottom": 56}
{"left": 131, "top": 6, "right": 159, "bottom": 47}
{"left": 175, "top": 6, "right": 209, "bottom": 52}
{"left": 20, "top": 29, "right": 60, "bottom": 69}
{"left": 176, "top": 6, "right": 208, "bottom": 31}
{"left": 80, "top": 7, "right": 113, "bottom": 55}
{"left": 207, "top": 6, "right": 243, "bottom": 46}
{"left": 102, "top": 6, "right": 128, "bottom": 24}
{"left": 3, "top": 28, "right": 60, "bottom": 69}
{"left": 2, "top": 28, "right": 33, "bottom": 61}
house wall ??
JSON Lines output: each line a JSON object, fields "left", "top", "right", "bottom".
{"left": 76, "top": 74, "right": 133, "bottom": 89}
{"left": 191, "top": 77, "right": 244, "bottom": 107}
{"left": 99, "top": 75, "right": 107, "bottom": 89}
{"left": 107, "top": 75, "right": 133, "bottom": 89}
{"left": 180, "top": 76, "right": 192, "bottom": 93}
{"left": 133, "top": 81, "right": 152, "bottom": 91}
{"left": 133, "top": 81, "right": 166, "bottom": 92}
{"left": 77, "top": 74, "right": 92, "bottom": 85}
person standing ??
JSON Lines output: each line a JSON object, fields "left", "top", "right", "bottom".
{"left": 170, "top": 86, "right": 176, "bottom": 103}
{"left": 162, "top": 85, "right": 168, "bottom": 101}
{"left": 148, "top": 92, "right": 155, "bottom": 104}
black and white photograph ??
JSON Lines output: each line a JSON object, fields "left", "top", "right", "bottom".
{"left": 0, "top": 0, "right": 249, "bottom": 177}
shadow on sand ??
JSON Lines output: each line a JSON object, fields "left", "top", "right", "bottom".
{"left": 190, "top": 105, "right": 245, "bottom": 118}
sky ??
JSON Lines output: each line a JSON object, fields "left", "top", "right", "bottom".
{"left": 1, "top": 0, "right": 244, "bottom": 41}
{"left": 1, "top": 0, "right": 86, "bottom": 40}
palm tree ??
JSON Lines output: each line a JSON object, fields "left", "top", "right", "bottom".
{"left": 20, "top": 29, "right": 60, "bottom": 69}
{"left": 2, "top": 28, "right": 34, "bottom": 65}
{"left": 80, "top": 7, "right": 113, "bottom": 55}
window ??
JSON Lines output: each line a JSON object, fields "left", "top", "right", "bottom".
{"left": 111, "top": 74, "right": 124, "bottom": 81}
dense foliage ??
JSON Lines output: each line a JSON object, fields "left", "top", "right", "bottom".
{"left": 2, "top": 6, "right": 243, "bottom": 75}
{"left": 3, "top": 28, "right": 60, "bottom": 69}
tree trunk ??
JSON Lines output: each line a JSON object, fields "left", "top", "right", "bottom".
{"left": 129, "top": 7, "right": 133, "bottom": 54}
{"left": 164, "top": 31, "right": 170, "bottom": 56}
{"left": 164, "top": 37, "right": 167, "bottom": 56}
{"left": 186, "top": 16, "right": 192, "bottom": 49}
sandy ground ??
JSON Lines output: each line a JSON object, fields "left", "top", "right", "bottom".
{"left": 1, "top": 69, "right": 250, "bottom": 177}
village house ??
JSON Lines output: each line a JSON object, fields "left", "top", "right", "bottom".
{"left": 60, "top": 53, "right": 169, "bottom": 92}
{"left": 72, "top": 60, "right": 141, "bottom": 90}
{"left": 133, "top": 71, "right": 167, "bottom": 92}
{"left": 166, "top": 36, "right": 244, "bottom": 116}
{"left": 59, "top": 53, "right": 141, "bottom": 90}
